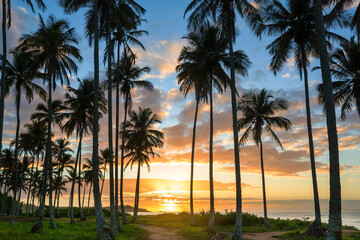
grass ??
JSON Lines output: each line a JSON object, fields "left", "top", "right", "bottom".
{"left": 0, "top": 217, "right": 146, "bottom": 240}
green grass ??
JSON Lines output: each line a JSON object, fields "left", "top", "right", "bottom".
{"left": 0, "top": 218, "right": 146, "bottom": 240}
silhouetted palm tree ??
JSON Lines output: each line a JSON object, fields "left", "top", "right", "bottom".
{"left": 0, "top": 0, "right": 46, "bottom": 181}
{"left": 60, "top": 1, "right": 109, "bottom": 236}
{"left": 184, "top": 1, "right": 259, "bottom": 237}
{"left": 123, "top": 108, "right": 164, "bottom": 223}
{"left": 237, "top": 89, "right": 291, "bottom": 228}
{"left": 1, "top": 48, "right": 46, "bottom": 224}
{"left": 18, "top": 15, "right": 82, "bottom": 231}
{"left": 99, "top": 148, "right": 111, "bottom": 198}
{"left": 317, "top": 37, "right": 360, "bottom": 120}
{"left": 63, "top": 78, "right": 107, "bottom": 223}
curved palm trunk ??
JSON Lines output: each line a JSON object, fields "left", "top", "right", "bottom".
{"left": 114, "top": 39, "right": 121, "bottom": 230}
{"left": 32, "top": 153, "right": 41, "bottom": 217}
{"left": 87, "top": 181, "right": 92, "bottom": 214}
{"left": 313, "top": 1, "right": 342, "bottom": 239}
{"left": 10, "top": 95, "right": 21, "bottom": 225}
{"left": 56, "top": 171, "right": 64, "bottom": 218}
{"left": 303, "top": 68, "right": 322, "bottom": 233}
{"left": 70, "top": 131, "right": 82, "bottom": 223}
{"left": 259, "top": 140, "right": 270, "bottom": 228}
{"left": 229, "top": 32, "right": 243, "bottom": 240}
{"left": 33, "top": 70, "right": 56, "bottom": 231}
{"left": 54, "top": 167, "right": 62, "bottom": 218}
{"left": 208, "top": 84, "right": 215, "bottom": 232}
{"left": 0, "top": 0, "right": 7, "bottom": 164}
{"left": 92, "top": 1, "right": 109, "bottom": 237}
{"left": 120, "top": 95, "right": 129, "bottom": 224}
{"left": 107, "top": 17, "right": 119, "bottom": 235}
{"left": 78, "top": 141, "right": 86, "bottom": 220}
{"left": 26, "top": 155, "right": 36, "bottom": 216}
{"left": 190, "top": 99, "right": 199, "bottom": 226}
{"left": 131, "top": 161, "right": 141, "bottom": 223}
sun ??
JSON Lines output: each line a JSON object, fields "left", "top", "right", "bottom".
{"left": 162, "top": 199, "right": 180, "bottom": 212}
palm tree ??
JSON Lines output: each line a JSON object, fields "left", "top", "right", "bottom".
{"left": 110, "top": 2, "right": 147, "bottom": 225}
{"left": 176, "top": 41, "right": 208, "bottom": 226}
{"left": 123, "top": 108, "right": 164, "bottom": 222}
{"left": 31, "top": 100, "right": 68, "bottom": 128}
{"left": 117, "top": 52, "right": 152, "bottom": 222}
{"left": 18, "top": 15, "right": 82, "bottom": 231}
{"left": 59, "top": 1, "right": 109, "bottom": 236}
{"left": 312, "top": 0, "right": 344, "bottom": 237}
{"left": 0, "top": 0, "right": 46, "bottom": 176}
{"left": 237, "top": 89, "right": 291, "bottom": 228}
{"left": 20, "top": 120, "right": 47, "bottom": 216}
{"left": 63, "top": 78, "right": 107, "bottom": 223}
{"left": 53, "top": 139, "right": 73, "bottom": 218}
{"left": 1, "top": 48, "right": 47, "bottom": 224}
{"left": 0, "top": 148, "right": 15, "bottom": 216}
{"left": 99, "top": 148, "right": 111, "bottom": 198}
{"left": 184, "top": 1, "right": 259, "bottom": 237}
{"left": 317, "top": 37, "right": 360, "bottom": 120}
{"left": 256, "top": 0, "right": 346, "bottom": 234}
{"left": 177, "top": 24, "right": 251, "bottom": 231}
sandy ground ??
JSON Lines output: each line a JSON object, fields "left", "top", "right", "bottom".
{"left": 139, "top": 225, "right": 187, "bottom": 240}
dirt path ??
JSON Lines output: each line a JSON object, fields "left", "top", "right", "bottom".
{"left": 243, "top": 232, "right": 284, "bottom": 240}
{"left": 139, "top": 225, "right": 186, "bottom": 240}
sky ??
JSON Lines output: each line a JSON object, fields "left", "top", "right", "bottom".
{"left": 1, "top": 0, "right": 360, "bottom": 216}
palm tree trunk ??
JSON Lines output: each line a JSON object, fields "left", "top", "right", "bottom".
{"left": 115, "top": 41, "right": 122, "bottom": 228}
{"left": 92, "top": 1, "right": 109, "bottom": 237}
{"left": 32, "top": 153, "right": 41, "bottom": 217}
{"left": 54, "top": 168, "right": 61, "bottom": 218}
{"left": 0, "top": 0, "right": 7, "bottom": 163}
{"left": 33, "top": 67, "right": 55, "bottom": 231}
{"left": 259, "top": 139, "right": 270, "bottom": 228}
{"left": 1, "top": 184, "right": 7, "bottom": 215}
{"left": 312, "top": 1, "right": 342, "bottom": 239}
{"left": 26, "top": 156, "right": 36, "bottom": 216}
{"left": 208, "top": 83, "right": 215, "bottom": 232}
{"left": 16, "top": 157, "right": 27, "bottom": 216}
{"left": 190, "top": 99, "right": 199, "bottom": 226}
{"left": 70, "top": 130, "right": 82, "bottom": 223}
{"left": 82, "top": 182, "right": 86, "bottom": 209}
{"left": 56, "top": 170, "right": 63, "bottom": 218}
{"left": 107, "top": 16, "right": 119, "bottom": 235}
{"left": 10, "top": 95, "right": 21, "bottom": 225}
{"left": 131, "top": 161, "right": 141, "bottom": 223}
{"left": 48, "top": 77, "right": 56, "bottom": 230}
{"left": 120, "top": 95, "right": 129, "bottom": 224}
{"left": 303, "top": 68, "right": 322, "bottom": 233}
{"left": 87, "top": 181, "right": 92, "bottom": 214}
{"left": 78, "top": 140, "right": 86, "bottom": 220}
{"left": 229, "top": 30, "right": 243, "bottom": 240}
{"left": 100, "top": 162, "right": 106, "bottom": 197}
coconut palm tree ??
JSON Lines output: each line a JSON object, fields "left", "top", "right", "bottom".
{"left": 0, "top": 48, "right": 46, "bottom": 224}
{"left": 20, "top": 120, "right": 47, "bottom": 216}
{"left": 0, "top": 0, "right": 46, "bottom": 176}
{"left": 123, "top": 108, "right": 164, "bottom": 222}
{"left": 59, "top": 1, "right": 109, "bottom": 236}
{"left": 0, "top": 148, "right": 15, "bottom": 216}
{"left": 17, "top": 15, "right": 82, "bottom": 231}
{"left": 99, "top": 148, "right": 111, "bottom": 198}
{"left": 176, "top": 41, "right": 208, "bottom": 226}
{"left": 258, "top": 0, "right": 346, "bottom": 234}
{"left": 63, "top": 78, "right": 107, "bottom": 223}
{"left": 177, "top": 23, "right": 251, "bottom": 231}
{"left": 117, "top": 52, "right": 152, "bottom": 221}
{"left": 317, "top": 37, "right": 360, "bottom": 120}
{"left": 312, "top": 0, "right": 343, "bottom": 237}
{"left": 31, "top": 100, "right": 68, "bottom": 128}
{"left": 184, "top": 1, "right": 259, "bottom": 237}
{"left": 237, "top": 89, "right": 291, "bottom": 228}
{"left": 52, "top": 139, "right": 73, "bottom": 218}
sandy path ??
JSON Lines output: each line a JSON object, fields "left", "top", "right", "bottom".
{"left": 139, "top": 225, "right": 187, "bottom": 240}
